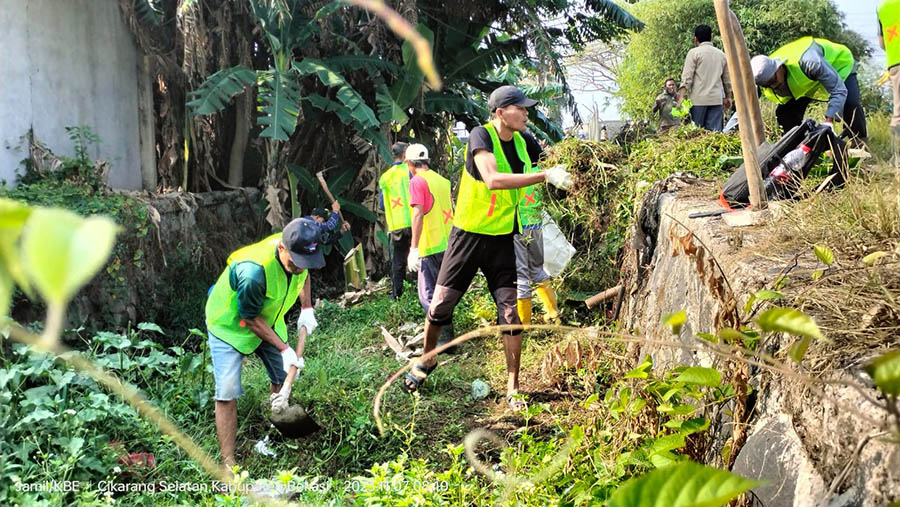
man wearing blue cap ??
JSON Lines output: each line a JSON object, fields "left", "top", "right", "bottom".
{"left": 205, "top": 217, "right": 325, "bottom": 470}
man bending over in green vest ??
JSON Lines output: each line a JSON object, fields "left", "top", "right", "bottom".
{"left": 751, "top": 37, "right": 867, "bottom": 145}
{"left": 205, "top": 218, "right": 324, "bottom": 472}
{"left": 401, "top": 85, "right": 571, "bottom": 412}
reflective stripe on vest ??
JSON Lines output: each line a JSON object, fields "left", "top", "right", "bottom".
{"left": 205, "top": 233, "right": 306, "bottom": 354}
{"left": 762, "top": 37, "right": 855, "bottom": 105}
{"left": 416, "top": 170, "right": 453, "bottom": 257}
{"left": 379, "top": 164, "right": 411, "bottom": 231}
{"left": 518, "top": 163, "right": 543, "bottom": 228}
{"left": 454, "top": 123, "right": 528, "bottom": 235}
{"left": 880, "top": 0, "right": 900, "bottom": 68}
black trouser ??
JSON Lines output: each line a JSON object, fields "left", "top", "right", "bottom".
{"left": 389, "top": 229, "right": 410, "bottom": 300}
{"left": 775, "top": 72, "right": 867, "bottom": 142}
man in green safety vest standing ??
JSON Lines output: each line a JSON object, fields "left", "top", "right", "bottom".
{"left": 404, "top": 143, "right": 456, "bottom": 349}
{"left": 879, "top": 0, "right": 900, "bottom": 168}
{"left": 400, "top": 85, "right": 572, "bottom": 411}
{"left": 515, "top": 152, "right": 559, "bottom": 328}
{"left": 379, "top": 142, "right": 412, "bottom": 301}
{"left": 751, "top": 37, "right": 867, "bottom": 145}
{"left": 205, "top": 217, "right": 325, "bottom": 472}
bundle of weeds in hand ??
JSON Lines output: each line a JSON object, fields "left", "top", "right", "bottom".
{"left": 543, "top": 128, "right": 741, "bottom": 293}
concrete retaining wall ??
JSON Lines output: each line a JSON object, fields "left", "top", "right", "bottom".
{"left": 0, "top": 0, "right": 148, "bottom": 189}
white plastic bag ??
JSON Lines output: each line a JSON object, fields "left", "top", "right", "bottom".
{"left": 542, "top": 211, "right": 575, "bottom": 277}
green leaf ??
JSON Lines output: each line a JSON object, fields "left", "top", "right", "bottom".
{"left": 0, "top": 199, "right": 34, "bottom": 311}
{"left": 814, "top": 245, "right": 834, "bottom": 265}
{"left": 673, "top": 367, "right": 722, "bottom": 387}
{"left": 862, "top": 251, "right": 889, "bottom": 265}
{"left": 865, "top": 350, "right": 900, "bottom": 396}
{"left": 187, "top": 66, "right": 257, "bottom": 115}
{"left": 608, "top": 462, "right": 763, "bottom": 507}
{"left": 625, "top": 355, "right": 653, "bottom": 379}
{"left": 662, "top": 310, "right": 687, "bottom": 335}
{"left": 811, "top": 269, "right": 823, "bottom": 281}
{"left": 717, "top": 328, "right": 743, "bottom": 343}
{"left": 257, "top": 69, "right": 301, "bottom": 141}
{"left": 22, "top": 208, "right": 118, "bottom": 306}
{"left": 696, "top": 333, "right": 718, "bottom": 343}
{"left": 757, "top": 307, "right": 825, "bottom": 341}
{"left": 294, "top": 59, "right": 378, "bottom": 129}
{"left": 788, "top": 336, "right": 812, "bottom": 363}
{"left": 137, "top": 322, "right": 165, "bottom": 335}
{"left": 337, "top": 198, "right": 377, "bottom": 223}
{"left": 376, "top": 84, "right": 409, "bottom": 125}
{"left": 390, "top": 23, "right": 434, "bottom": 109}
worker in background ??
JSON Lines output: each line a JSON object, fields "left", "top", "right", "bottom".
{"left": 677, "top": 24, "right": 732, "bottom": 131}
{"left": 378, "top": 142, "right": 411, "bottom": 300}
{"left": 653, "top": 78, "right": 680, "bottom": 133}
{"left": 514, "top": 143, "right": 559, "bottom": 328}
{"left": 879, "top": 0, "right": 900, "bottom": 167}
{"left": 751, "top": 37, "right": 867, "bottom": 145}
{"left": 400, "top": 85, "right": 572, "bottom": 412}
{"left": 205, "top": 218, "right": 323, "bottom": 473}
{"left": 307, "top": 201, "right": 351, "bottom": 245}
{"left": 404, "top": 143, "right": 456, "bottom": 351}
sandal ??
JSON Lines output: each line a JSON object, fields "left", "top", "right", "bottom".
{"left": 401, "top": 362, "right": 437, "bottom": 394}
{"left": 506, "top": 393, "right": 527, "bottom": 411}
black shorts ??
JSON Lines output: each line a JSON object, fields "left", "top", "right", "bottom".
{"left": 436, "top": 227, "right": 517, "bottom": 293}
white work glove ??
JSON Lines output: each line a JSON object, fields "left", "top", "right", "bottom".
{"left": 270, "top": 392, "right": 288, "bottom": 412}
{"left": 280, "top": 347, "right": 304, "bottom": 375}
{"left": 297, "top": 307, "right": 317, "bottom": 335}
{"left": 545, "top": 164, "right": 573, "bottom": 190}
{"left": 407, "top": 247, "right": 420, "bottom": 272}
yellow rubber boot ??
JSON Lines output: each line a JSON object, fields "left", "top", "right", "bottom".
{"left": 517, "top": 298, "right": 532, "bottom": 328}
{"left": 535, "top": 280, "right": 559, "bottom": 322}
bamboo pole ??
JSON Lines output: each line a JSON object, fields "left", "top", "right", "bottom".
{"left": 727, "top": 10, "right": 766, "bottom": 146}
{"left": 714, "top": 0, "right": 767, "bottom": 210}
{"left": 585, "top": 285, "right": 622, "bottom": 309}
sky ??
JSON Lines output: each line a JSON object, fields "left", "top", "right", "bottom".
{"left": 564, "top": 0, "right": 884, "bottom": 126}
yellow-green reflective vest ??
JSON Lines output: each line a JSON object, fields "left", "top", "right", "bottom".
{"left": 518, "top": 163, "right": 543, "bottom": 228}
{"left": 415, "top": 170, "right": 453, "bottom": 257}
{"left": 455, "top": 123, "right": 528, "bottom": 235}
{"left": 205, "top": 233, "right": 306, "bottom": 354}
{"left": 879, "top": 0, "right": 900, "bottom": 68}
{"left": 762, "top": 37, "right": 854, "bottom": 105}
{"left": 379, "top": 163, "right": 412, "bottom": 231}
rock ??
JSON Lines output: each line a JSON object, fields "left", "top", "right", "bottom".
{"left": 731, "top": 414, "right": 826, "bottom": 506}
{"left": 471, "top": 380, "right": 490, "bottom": 400}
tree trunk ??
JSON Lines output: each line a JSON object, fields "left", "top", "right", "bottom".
{"left": 227, "top": 90, "right": 251, "bottom": 187}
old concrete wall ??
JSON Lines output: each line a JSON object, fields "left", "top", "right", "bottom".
{"left": 0, "top": 0, "right": 146, "bottom": 189}
{"left": 621, "top": 178, "right": 899, "bottom": 506}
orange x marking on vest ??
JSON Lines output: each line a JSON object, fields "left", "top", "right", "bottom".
{"left": 522, "top": 192, "right": 536, "bottom": 205}
{"left": 391, "top": 197, "right": 403, "bottom": 209}
{"left": 487, "top": 193, "right": 497, "bottom": 217}
{"left": 442, "top": 209, "right": 453, "bottom": 223}
{"left": 889, "top": 24, "right": 899, "bottom": 43}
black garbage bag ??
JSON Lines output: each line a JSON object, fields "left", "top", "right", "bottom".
{"left": 720, "top": 119, "right": 847, "bottom": 208}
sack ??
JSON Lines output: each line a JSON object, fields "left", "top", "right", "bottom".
{"left": 720, "top": 119, "right": 846, "bottom": 208}
{"left": 542, "top": 212, "right": 575, "bottom": 277}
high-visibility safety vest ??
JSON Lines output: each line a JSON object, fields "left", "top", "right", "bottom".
{"left": 518, "top": 163, "right": 543, "bottom": 228}
{"left": 761, "top": 37, "right": 855, "bottom": 105}
{"left": 879, "top": 0, "right": 900, "bottom": 68}
{"left": 455, "top": 123, "right": 528, "bottom": 235}
{"left": 415, "top": 170, "right": 453, "bottom": 257}
{"left": 205, "top": 233, "right": 306, "bottom": 354}
{"left": 379, "top": 163, "right": 412, "bottom": 231}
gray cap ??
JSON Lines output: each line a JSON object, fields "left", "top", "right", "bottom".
{"left": 488, "top": 85, "right": 538, "bottom": 111}
{"left": 751, "top": 55, "right": 783, "bottom": 86}
{"left": 282, "top": 217, "right": 325, "bottom": 270}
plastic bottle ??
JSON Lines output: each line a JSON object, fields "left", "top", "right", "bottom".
{"left": 763, "top": 143, "right": 812, "bottom": 196}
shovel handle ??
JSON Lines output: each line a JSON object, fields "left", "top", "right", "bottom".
{"left": 279, "top": 325, "right": 308, "bottom": 395}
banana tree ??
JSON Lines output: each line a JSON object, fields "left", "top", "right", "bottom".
{"left": 186, "top": 0, "right": 386, "bottom": 227}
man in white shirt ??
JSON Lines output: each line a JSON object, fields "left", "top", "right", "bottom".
{"left": 677, "top": 24, "right": 732, "bottom": 132}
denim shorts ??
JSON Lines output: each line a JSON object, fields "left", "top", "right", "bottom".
{"left": 208, "top": 331, "right": 287, "bottom": 401}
